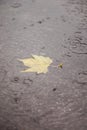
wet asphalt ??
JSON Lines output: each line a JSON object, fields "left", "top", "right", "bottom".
{"left": 0, "top": 0, "right": 87, "bottom": 130}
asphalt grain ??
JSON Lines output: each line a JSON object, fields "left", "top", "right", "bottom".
{"left": 0, "top": 0, "right": 87, "bottom": 130}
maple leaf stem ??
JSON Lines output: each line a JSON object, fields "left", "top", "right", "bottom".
{"left": 51, "top": 64, "right": 63, "bottom": 68}
{"left": 51, "top": 65, "right": 58, "bottom": 68}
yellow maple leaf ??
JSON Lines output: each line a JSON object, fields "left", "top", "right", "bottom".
{"left": 18, "top": 55, "right": 53, "bottom": 74}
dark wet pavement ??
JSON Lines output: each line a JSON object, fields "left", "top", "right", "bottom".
{"left": 0, "top": 0, "right": 87, "bottom": 130}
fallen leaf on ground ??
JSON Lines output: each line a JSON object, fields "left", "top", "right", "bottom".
{"left": 18, "top": 55, "right": 53, "bottom": 74}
